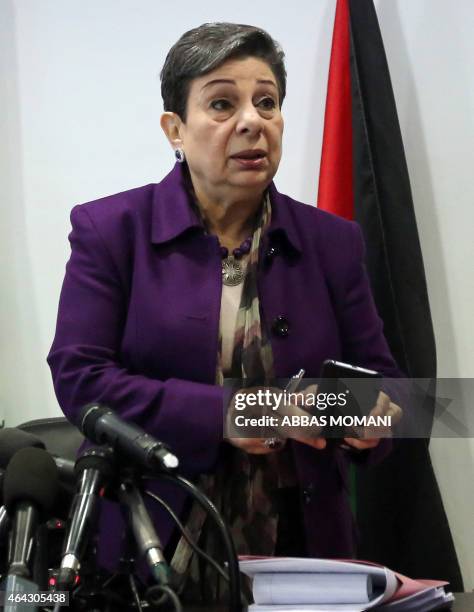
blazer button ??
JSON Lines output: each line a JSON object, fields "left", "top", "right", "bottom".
{"left": 272, "top": 315, "right": 290, "bottom": 337}
{"left": 265, "top": 245, "right": 279, "bottom": 264}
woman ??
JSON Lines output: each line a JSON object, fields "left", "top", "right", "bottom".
{"left": 48, "top": 22, "right": 401, "bottom": 583}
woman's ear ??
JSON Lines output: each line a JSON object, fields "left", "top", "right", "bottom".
{"left": 160, "top": 112, "right": 184, "bottom": 149}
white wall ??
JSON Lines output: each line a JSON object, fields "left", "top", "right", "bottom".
{"left": 1, "top": 0, "right": 473, "bottom": 588}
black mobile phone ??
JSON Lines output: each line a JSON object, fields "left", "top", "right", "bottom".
{"left": 318, "top": 360, "right": 382, "bottom": 443}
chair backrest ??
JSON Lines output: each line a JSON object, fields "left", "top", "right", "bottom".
{"left": 17, "top": 417, "right": 84, "bottom": 461}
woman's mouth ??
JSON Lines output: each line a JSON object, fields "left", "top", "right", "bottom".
{"left": 230, "top": 149, "right": 267, "bottom": 169}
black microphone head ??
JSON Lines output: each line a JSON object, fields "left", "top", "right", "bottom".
{"left": 0, "top": 428, "right": 45, "bottom": 468}
{"left": 78, "top": 404, "right": 110, "bottom": 442}
{"left": 3, "top": 447, "right": 59, "bottom": 517}
{"left": 54, "top": 456, "right": 76, "bottom": 486}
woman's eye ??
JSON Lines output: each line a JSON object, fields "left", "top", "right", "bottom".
{"left": 210, "top": 99, "right": 232, "bottom": 111}
{"left": 257, "top": 97, "right": 277, "bottom": 110}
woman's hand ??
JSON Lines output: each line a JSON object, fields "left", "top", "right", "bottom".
{"left": 342, "top": 390, "right": 403, "bottom": 450}
{"left": 225, "top": 384, "right": 327, "bottom": 454}
{"left": 225, "top": 386, "right": 402, "bottom": 454}
{"left": 227, "top": 436, "right": 327, "bottom": 454}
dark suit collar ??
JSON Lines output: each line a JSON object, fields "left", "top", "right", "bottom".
{"left": 151, "top": 162, "right": 302, "bottom": 255}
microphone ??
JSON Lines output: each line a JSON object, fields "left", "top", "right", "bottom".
{"left": 57, "top": 446, "right": 115, "bottom": 588}
{"left": 0, "top": 470, "right": 9, "bottom": 542}
{"left": 118, "top": 480, "right": 169, "bottom": 585}
{"left": 0, "top": 429, "right": 45, "bottom": 467}
{"left": 79, "top": 404, "right": 179, "bottom": 472}
{"left": 3, "top": 447, "right": 59, "bottom": 578}
{"left": 0, "top": 467, "right": 5, "bottom": 503}
{"left": 53, "top": 456, "right": 76, "bottom": 488}
{"left": 0, "top": 428, "right": 76, "bottom": 486}
{"left": 0, "top": 504, "right": 8, "bottom": 541}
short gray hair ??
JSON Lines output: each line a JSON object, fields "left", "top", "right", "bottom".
{"left": 160, "top": 22, "right": 286, "bottom": 120}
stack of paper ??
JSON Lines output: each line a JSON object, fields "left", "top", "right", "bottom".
{"left": 239, "top": 557, "right": 454, "bottom": 611}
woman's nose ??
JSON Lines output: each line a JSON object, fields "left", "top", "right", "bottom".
{"left": 235, "top": 104, "right": 263, "bottom": 135}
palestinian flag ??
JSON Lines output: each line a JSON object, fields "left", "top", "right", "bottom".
{"left": 318, "top": 0, "right": 463, "bottom": 590}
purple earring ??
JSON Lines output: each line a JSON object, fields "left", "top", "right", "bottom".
{"left": 174, "top": 148, "right": 185, "bottom": 163}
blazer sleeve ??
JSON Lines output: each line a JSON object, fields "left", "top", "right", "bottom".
{"left": 47, "top": 205, "right": 227, "bottom": 475}
{"left": 333, "top": 221, "right": 407, "bottom": 465}
{"left": 337, "top": 222, "right": 400, "bottom": 377}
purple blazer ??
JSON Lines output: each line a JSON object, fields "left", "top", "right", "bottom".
{"left": 48, "top": 163, "right": 399, "bottom": 569}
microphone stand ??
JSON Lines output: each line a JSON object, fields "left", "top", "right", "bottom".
{"left": 3, "top": 504, "right": 40, "bottom": 612}
{"left": 118, "top": 468, "right": 242, "bottom": 611}
{"left": 50, "top": 451, "right": 240, "bottom": 611}
{"left": 118, "top": 468, "right": 182, "bottom": 611}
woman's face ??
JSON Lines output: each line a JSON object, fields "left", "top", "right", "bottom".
{"left": 171, "top": 56, "right": 284, "bottom": 202}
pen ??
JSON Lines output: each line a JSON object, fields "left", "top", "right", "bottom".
{"left": 284, "top": 368, "right": 305, "bottom": 393}
{"left": 263, "top": 369, "right": 306, "bottom": 450}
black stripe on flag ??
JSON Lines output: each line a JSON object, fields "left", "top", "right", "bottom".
{"left": 347, "top": 0, "right": 463, "bottom": 590}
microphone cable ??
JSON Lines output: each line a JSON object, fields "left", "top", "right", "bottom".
{"left": 144, "top": 488, "right": 229, "bottom": 583}
{"left": 128, "top": 572, "right": 144, "bottom": 612}
{"left": 146, "top": 583, "right": 183, "bottom": 612}
{"left": 145, "top": 473, "right": 242, "bottom": 612}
